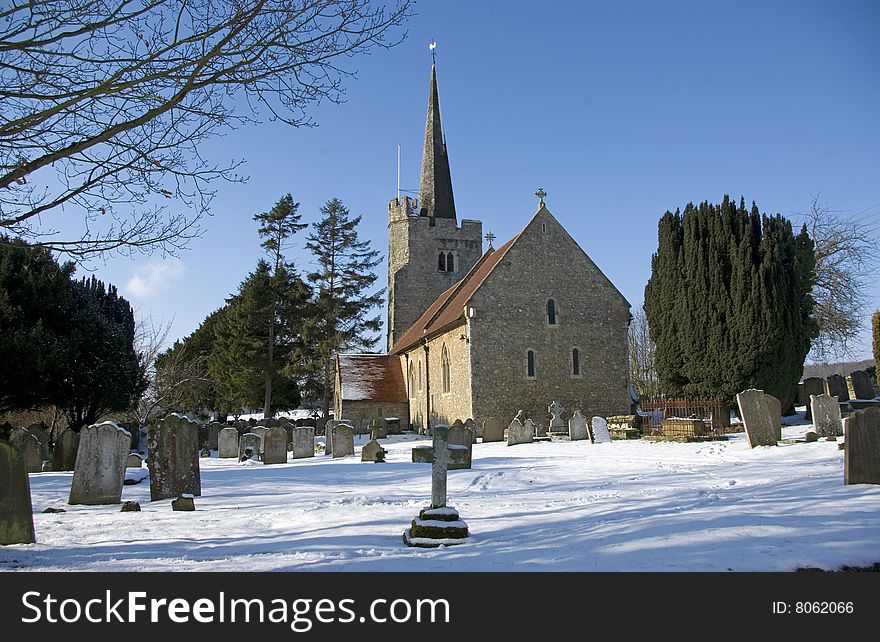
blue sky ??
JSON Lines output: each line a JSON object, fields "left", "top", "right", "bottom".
{"left": 85, "top": 0, "right": 880, "bottom": 360}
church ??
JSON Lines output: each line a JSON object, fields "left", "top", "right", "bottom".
{"left": 334, "top": 61, "right": 631, "bottom": 432}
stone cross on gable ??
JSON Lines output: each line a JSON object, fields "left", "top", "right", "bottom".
{"left": 535, "top": 188, "right": 547, "bottom": 206}
{"left": 431, "top": 424, "right": 449, "bottom": 509}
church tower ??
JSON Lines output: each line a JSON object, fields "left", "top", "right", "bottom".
{"left": 386, "top": 60, "right": 482, "bottom": 351}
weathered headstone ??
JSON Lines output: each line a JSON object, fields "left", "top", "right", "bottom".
{"left": 69, "top": 422, "right": 131, "bottom": 505}
{"left": 825, "top": 374, "right": 850, "bottom": 401}
{"left": 764, "top": 393, "right": 783, "bottom": 441}
{"left": 481, "top": 417, "right": 504, "bottom": 442}
{"left": 848, "top": 370, "right": 876, "bottom": 400}
{"left": 0, "top": 441, "right": 35, "bottom": 545}
{"left": 811, "top": 393, "right": 843, "bottom": 437}
{"left": 534, "top": 419, "right": 548, "bottom": 438}
{"left": 10, "top": 428, "right": 42, "bottom": 473}
{"left": 263, "top": 426, "right": 288, "bottom": 465}
{"left": 252, "top": 426, "right": 268, "bottom": 453}
{"left": 291, "top": 426, "right": 315, "bottom": 459}
{"left": 126, "top": 453, "right": 143, "bottom": 468}
{"left": 370, "top": 418, "right": 387, "bottom": 440}
{"left": 802, "top": 377, "right": 825, "bottom": 420}
{"left": 843, "top": 406, "right": 880, "bottom": 485}
{"left": 568, "top": 410, "right": 589, "bottom": 441}
{"left": 147, "top": 413, "right": 201, "bottom": 502}
{"left": 591, "top": 416, "right": 612, "bottom": 444}
{"left": 52, "top": 429, "right": 80, "bottom": 472}
{"left": 172, "top": 494, "right": 196, "bottom": 511}
{"left": 384, "top": 417, "right": 401, "bottom": 434}
{"left": 218, "top": 427, "right": 239, "bottom": 459}
{"left": 239, "top": 433, "right": 261, "bottom": 461}
{"left": 548, "top": 400, "right": 566, "bottom": 433}
{"left": 361, "top": 439, "right": 386, "bottom": 463}
{"left": 448, "top": 422, "right": 474, "bottom": 469}
{"left": 735, "top": 389, "right": 777, "bottom": 448}
{"left": 206, "top": 422, "right": 223, "bottom": 451}
{"left": 331, "top": 424, "right": 355, "bottom": 458}
{"left": 507, "top": 418, "right": 534, "bottom": 446}
{"left": 25, "top": 423, "right": 51, "bottom": 460}
{"left": 323, "top": 419, "right": 340, "bottom": 456}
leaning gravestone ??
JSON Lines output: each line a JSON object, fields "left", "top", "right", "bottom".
{"left": 591, "top": 417, "right": 612, "bottom": 444}
{"left": 239, "top": 433, "right": 261, "bottom": 462}
{"left": 10, "top": 428, "right": 42, "bottom": 473}
{"left": 843, "top": 406, "right": 880, "bottom": 485}
{"left": 735, "top": 389, "right": 777, "bottom": 448}
{"left": 481, "top": 417, "right": 504, "bottom": 443}
{"left": 548, "top": 401, "right": 566, "bottom": 433}
{"left": 825, "top": 374, "right": 850, "bottom": 401}
{"left": 0, "top": 442, "right": 36, "bottom": 545}
{"left": 291, "top": 426, "right": 315, "bottom": 460}
{"left": 206, "top": 422, "right": 223, "bottom": 451}
{"left": 361, "top": 439, "right": 386, "bottom": 463}
{"left": 507, "top": 418, "right": 533, "bottom": 446}
{"left": 802, "top": 377, "right": 826, "bottom": 420}
{"left": 811, "top": 393, "right": 843, "bottom": 437}
{"left": 764, "top": 394, "right": 783, "bottom": 441}
{"left": 218, "top": 427, "right": 239, "bottom": 458}
{"left": 262, "top": 427, "right": 288, "bottom": 465}
{"left": 331, "top": 424, "right": 355, "bottom": 458}
{"left": 69, "top": 422, "right": 131, "bottom": 505}
{"left": 52, "top": 429, "right": 80, "bottom": 472}
{"left": 448, "top": 422, "right": 475, "bottom": 469}
{"left": 849, "top": 369, "right": 876, "bottom": 400}
{"left": 147, "top": 413, "right": 201, "bottom": 501}
{"left": 569, "top": 410, "right": 590, "bottom": 441}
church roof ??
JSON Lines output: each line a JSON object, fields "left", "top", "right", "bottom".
{"left": 336, "top": 354, "right": 408, "bottom": 403}
{"left": 391, "top": 232, "right": 521, "bottom": 354}
{"left": 418, "top": 61, "right": 456, "bottom": 220}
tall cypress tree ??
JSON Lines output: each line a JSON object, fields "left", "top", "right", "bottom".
{"left": 645, "top": 196, "right": 816, "bottom": 411}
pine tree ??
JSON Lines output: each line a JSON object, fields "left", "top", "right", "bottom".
{"left": 305, "top": 198, "right": 384, "bottom": 418}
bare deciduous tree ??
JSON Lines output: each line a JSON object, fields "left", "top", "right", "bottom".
{"left": 0, "top": 0, "right": 412, "bottom": 258}
{"left": 628, "top": 305, "right": 659, "bottom": 397}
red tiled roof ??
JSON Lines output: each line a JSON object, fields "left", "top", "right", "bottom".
{"left": 337, "top": 354, "right": 407, "bottom": 403}
{"left": 391, "top": 233, "right": 521, "bottom": 354}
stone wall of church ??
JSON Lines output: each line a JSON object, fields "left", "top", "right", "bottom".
{"left": 386, "top": 197, "right": 482, "bottom": 350}
{"left": 467, "top": 208, "right": 631, "bottom": 428}
{"left": 338, "top": 400, "right": 409, "bottom": 435}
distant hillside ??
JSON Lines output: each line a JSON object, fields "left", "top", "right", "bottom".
{"left": 802, "top": 359, "right": 875, "bottom": 380}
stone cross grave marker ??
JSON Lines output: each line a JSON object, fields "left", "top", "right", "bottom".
{"left": 735, "top": 389, "right": 777, "bottom": 447}
{"left": 569, "top": 410, "right": 589, "bottom": 441}
{"left": 843, "top": 406, "right": 880, "bottom": 485}
{"left": 0, "top": 442, "right": 36, "bottom": 545}
{"left": 147, "top": 413, "right": 201, "bottom": 501}
{"left": 262, "top": 426, "right": 288, "bottom": 465}
{"left": 548, "top": 400, "right": 566, "bottom": 432}
{"left": 431, "top": 424, "right": 449, "bottom": 509}
{"left": 811, "top": 394, "right": 843, "bottom": 437}
{"left": 69, "top": 422, "right": 131, "bottom": 505}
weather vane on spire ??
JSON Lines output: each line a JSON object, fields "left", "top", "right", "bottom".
{"left": 430, "top": 39, "right": 436, "bottom": 62}
{"left": 485, "top": 231, "right": 496, "bottom": 248}
{"left": 535, "top": 188, "right": 547, "bottom": 207}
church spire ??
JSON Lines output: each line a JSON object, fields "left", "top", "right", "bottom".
{"left": 418, "top": 59, "right": 456, "bottom": 220}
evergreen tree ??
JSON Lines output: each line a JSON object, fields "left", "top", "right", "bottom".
{"left": 644, "top": 196, "right": 816, "bottom": 411}
{"left": 305, "top": 198, "right": 384, "bottom": 418}
{"left": 254, "top": 194, "right": 308, "bottom": 418}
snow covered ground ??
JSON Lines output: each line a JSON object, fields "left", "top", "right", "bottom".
{"left": 3, "top": 416, "right": 878, "bottom": 572}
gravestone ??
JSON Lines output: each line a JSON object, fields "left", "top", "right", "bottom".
{"left": 172, "top": 495, "right": 196, "bottom": 511}
{"left": 810, "top": 394, "right": 843, "bottom": 437}
{"left": 126, "top": 453, "right": 143, "bottom": 468}
{"left": 568, "top": 410, "right": 589, "bottom": 441}
{"left": 481, "top": 417, "right": 504, "bottom": 443}
{"left": 206, "top": 422, "right": 223, "bottom": 451}
{"left": 370, "top": 418, "right": 387, "bottom": 440}
{"left": 252, "top": 426, "right": 268, "bottom": 453}
{"left": 331, "top": 424, "right": 355, "bottom": 458}
{"left": 25, "top": 423, "right": 51, "bottom": 460}
{"left": 848, "top": 370, "right": 876, "bottom": 400}
{"left": 825, "top": 374, "right": 850, "bottom": 401}
{"left": 218, "top": 427, "right": 240, "bottom": 458}
{"left": 843, "top": 407, "right": 880, "bottom": 485}
{"left": 10, "top": 428, "right": 42, "bottom": 473}
{"left": 464, "top": 418, "right": 477, "bottom": 437}
{"left": 507, "top": 418, "right": 534, "bottom": 446}
{"left": 534, "top": 419, "right": 548, "bottom": 438}
{"left": 197, "top": 423, "right": 208, "bottom": 450}
{"left": 69, "top": 422, "right": 131, "bottom": 505}
{"left": 383, "top": 417, "right": 398, "bottom": 436}
{"left": 361, "top": 439, "right": 386, "bottom": 462}
{"left": 591, "top": 417, "right": 612, "bottom": 444}
{"left": 52, "top": 429, "right": 80, "bottom": 472}
{"left": 239, "top": 433, "right": 262, "bottom": 462}
{"left": 323, "top": 419, "right": 340, "bottom": 456}
{"left": 802, "top": 377, "right": 825, "bottom": 420}
{"left": 315, "top": 417, "right": 328, "bottom": 436}
{"left": 735, "top": 389, "right": 777, "bottom": 448}
{"left": 448, "top": 422, "right": 474, "bottom": 469}
{"left": 291, "top": 426, "right": 315, "bottom": 459}
{"left": 548, "top": 401, "right": 566, "bottom": 433}
{"left": 764, "top": 393, "right": 783, "bottom": 441}
{"left": 795, "top": 382, "right": 806, "bottom": 406}
{"left": 0, "top": 441, "right": 36, "bottom": 545}
{"left": 264, "top": 418, "right": 281, "bottom": 428}
{"left": 147, "top": 413, "right": 201, "bottom": 502}
{"left": 262, "top": 427, "right": 288, "bottom": 465}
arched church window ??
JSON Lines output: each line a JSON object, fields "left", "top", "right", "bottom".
{"left": 547, "top": 299, "right": 557, "bottom": 325}
{"left": 527, "top": 350, "right": 536, "bottom": 378}
{"left": 441, "top": 345, "right": 451, "bottom": 394}
{"left": 438, "top": 253, "right": 446, "bottom": 272}
{"left": 572, "top": 348, "right": 580, "bottom": 376}
{"left": 447, "top": 252, "right": 454, "bottom": 272}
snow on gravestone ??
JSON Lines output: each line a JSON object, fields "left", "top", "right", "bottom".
{"left": 262, "top": 427, "right": 288, "bottom": 465}
{"left": 0, "top": 441, "right": 35, "bottom": 545}
{"left": 331, "top": 424, "right": 355, "bottom": 458}
{"left": 591, "top": 417, "right": 612, "bottom": 444}
{"left": 764, "top": 393, "right": 782, "bottom": 441}
{"left": 147, "top": 413, "right": 201, "bottom": 501}
{"left": 810, "top": 394, "right": 843, "bottom": 437}
{"left": 291, "top": 426, "right": 315, "bottom": 460}
{"left": 9, "top": 428, "right": 42, "bottom": 473}
{"left": 506, "top": 418, "right": 533, "bottom": 446}
{"left": 52, "top": 429, "right": 79, "bottom": 472}
{"left": 735, "top": 389, "right": 777, "bottom": 448}
{"left": 481, "top": 417, "right": 504, "bottom": 443}
{"left": 239, "top": 433, "right": 262, "bottom": 461}
{"left": 447, "top": 422, "right": 474, "bottom": 469}
{"left": 218, "top": 427, "right": 239, "bottom": 459}
{"left": 843, "top": 406, "right": 880, "bottom": 485}
{"left": 69, "top": 422, "right": 131, "bottom": 505}
{"left": 569, "top": 410, "right": 590, "bottom": 442}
